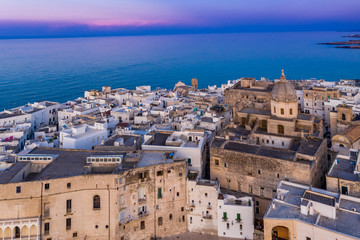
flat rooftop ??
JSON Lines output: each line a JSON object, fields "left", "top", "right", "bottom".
{"left": 327, "top": 158, "right": 359, "bottom": 181}
{"left": 265, "top": 181, "right": 360, "bottom": 239}
{"left": 0, "top": 148, "right": 181, "bottom": 184}
{"left": 239, "top": 108, "right": 271, "bottom": 116}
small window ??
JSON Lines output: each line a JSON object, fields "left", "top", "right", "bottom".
{"left": 73, "top": 232, "right": 78, "bottom": 238}
{"left": 205, "top": 193, "right": 208, "bottom": 197}
{"left": 227, "top": 223, "right": 230, "bottom": 229}
{"left": 158, "top": 217, "right": 163, "bottom": 226}
{"left": 278, "top": 125, "right": 284, "bottom": 134}
{"left": 258, "top": 170, "right": 262, "bottom": 175}
{"left": 140, "top": 221, "right": 145, "bottom": 230}
{"left": 179, "top": 172, "right": 183, "bottom": 177}
{"left": 277, "top": 173, "right": 280, "bottom": 178}
{"left": 181, "top": 207, "right": 184, "bottom": 211}
{"left": 66, "top": 218, "right": 71, "bottom": 230}
{"left": 187, "top": 158, "right": 191, "bottom": 164}
{"left": 158, "top": 188, "right": 162, "bottom": 199}
{"left": 67, "top": 183, "right": 71, "bottom": 188}
{"left": 169, "top": 214, "right": 173, "bottom": 220}
{"left": 16, "top": 186, "right": 21, "bottom": 193}
{"left": 224, "top": 162, "right": 228, "bottom": 168}
{"left": 260, "top": 187, "right": 264, "bottom": 197}
{"left": 290, "top": 108, "right": 293, "bottom": 115}
{"left": 156, "top": 171, "right": 163, "bottom": 176}
{"left": 273, "top": 107, "right": 276, "bottom": 113}
{"left": 66, "top": 199, "right": 72, "bottom": 213}
{"left": 215, "top": 159, "right": 219, "bottom": 166}
{"left": 93, "top": 195, "right": 101, "bottom": 209}
{"left": 45, "top": 183, "right": 50, "bottom": 190}
{"left": 176, "top": 192, "right": 179, "bottom": 197}
{"left": 342, "top": 113, "right": 346, "bottom": 121}
{"left": 306, "top": 237, "right": 311, "bottom": 240}
{"left": 44, "top": 222, "right": 50, "bottom": 235}
{"left": 280, "top": 108, "right": 284, "bottom": 115}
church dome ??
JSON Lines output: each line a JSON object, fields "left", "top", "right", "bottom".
{"left": 271, "top": 70, "right": 297, "bottom": 102}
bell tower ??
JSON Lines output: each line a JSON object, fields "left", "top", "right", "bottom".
{"left": 192, "top": 78, "right": 198, "bottom": 89}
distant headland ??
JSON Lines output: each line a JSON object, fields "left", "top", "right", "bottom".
{"left": 319, "top": 33, "right": 360, "bottom": 49}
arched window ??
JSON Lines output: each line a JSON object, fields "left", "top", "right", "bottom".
{"left": 14, "top": 226, "right": 20, "bottom": 238}
{"left": 342, "top": 114, "right": 346, "bottom": 121}
{"left": 278, "top": 125, "right": 284, "bottom": 134}
{"left": 339, "top": 144, "right": 344, "bottom": 148}
{"left": 93, "top": 195, "right": 100, "bottom": 209}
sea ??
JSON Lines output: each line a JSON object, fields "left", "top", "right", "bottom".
{"left": 0, "top": 31, "right": 359, "bottom": 109}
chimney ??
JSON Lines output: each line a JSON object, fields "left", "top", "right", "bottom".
{"left": 309, "top": 202, "right": 314, "bottom": 215}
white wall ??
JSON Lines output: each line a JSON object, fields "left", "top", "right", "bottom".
{"left": 218, "top": 196, "right": 254, "bottom": 239}
{"left": 187, "top": 179, "right": 219, "bottom": 235}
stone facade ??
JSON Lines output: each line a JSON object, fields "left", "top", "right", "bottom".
{"left": 0, "top": 151, "right": 187, "bottom": 240}
{"left": 210, "top": 137, "right": 328, "bottom": 220}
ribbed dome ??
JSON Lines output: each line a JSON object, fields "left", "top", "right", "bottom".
{"left": 272, "top": 70, "right": 297, "bottom": 102}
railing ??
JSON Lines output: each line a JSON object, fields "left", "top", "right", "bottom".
{"left": 138, "top": 211, "right": 149, "bottom": 219}
{"left": 119, "top": 212, "right": 149, "bottom": 224}
{"left": 235, "top": 218, "right": 242, "bottom": 223}
{"left": 44, "top": 210, "right": 50, "bottom": 218}
{"left": 190, "top": 203, "right": 195, "bottom": 207}
{"left": 222, "top": 217, "right": 228, "bottom": 222}
{"left": 138, "top": 197, "right": 146, "bottom": 203}
{"left": 207, "top": 205, "right": 212, "bottom": 209}
{"left": 202, "top": 214, "right": 212, "bottom": 219}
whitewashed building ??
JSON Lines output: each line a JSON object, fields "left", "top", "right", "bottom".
{"left": 59, "top": 121, "right": 108, "bottom": 149}
{"left": 264, "top": 181, "right": 360, "bottom": 240}
{"left": 187, "top": 176, "right": 219, "bottom": 235}
{"left": 142, "top": 130, "right": 206, "bottom": 175}
{"left": 218, "top": 192, "right": 254, "bottom": 239}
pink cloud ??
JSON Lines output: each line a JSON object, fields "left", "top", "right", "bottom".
{"left": 84, "top": 19, "right": 170, "bottom": 27}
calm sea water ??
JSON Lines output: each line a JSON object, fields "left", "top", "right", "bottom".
{"left": 0, "top": 31, "right": 359, "bottom": 109}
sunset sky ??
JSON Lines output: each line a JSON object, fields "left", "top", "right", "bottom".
{"left": 0, "top": 0, "right": 359, "bottom": 37}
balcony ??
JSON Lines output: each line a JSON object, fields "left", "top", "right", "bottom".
{"left": 202, "top": 214, "right": 212, "bottom": 219}
{"left": 190, "top": 203, "right": 195, "bottom": 208}
{"left": 5, "top": 236, "right": 40, "bottom": 240}
{"left": 43, "top": 210, "right": 50, "bottom": 218}
{"left": 207, "top": 205, "right": 212, "bottom": 210}
{"left": 235, "top": 218, "right": 242, "bottom": 223}
{"left": 138, "top": 196, "right": 146, "bottom": 203}
{"left": 138, "top": 211, "right": 149, "bottom": 219}
{"left": 222, "top": 217, "right": 228, "bottom": 222}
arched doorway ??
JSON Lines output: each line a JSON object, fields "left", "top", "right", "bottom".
{"left": 0, "top": 228, "right": 3, "bottom": 239}
{"left": 14, "top": 226, "right": 20, "bottom": 239}
{"left": 21, "top": 226, "right": 29, "bottom": 239}
{"left": 30, "top": 225, "right": 38, "bottom": 238}
{"left": 4, "top": 227, "right": 11, "bottom": 239}
{"left": 272, "top": 226, "right": 289, "bottom": 240}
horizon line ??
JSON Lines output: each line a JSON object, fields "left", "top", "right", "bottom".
{"left": 0, "top": 29, "right": 359, "bottom": 41}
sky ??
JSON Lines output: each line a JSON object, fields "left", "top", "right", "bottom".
{"left": 0, "top": 0, "right": 359, "bottom": 38}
